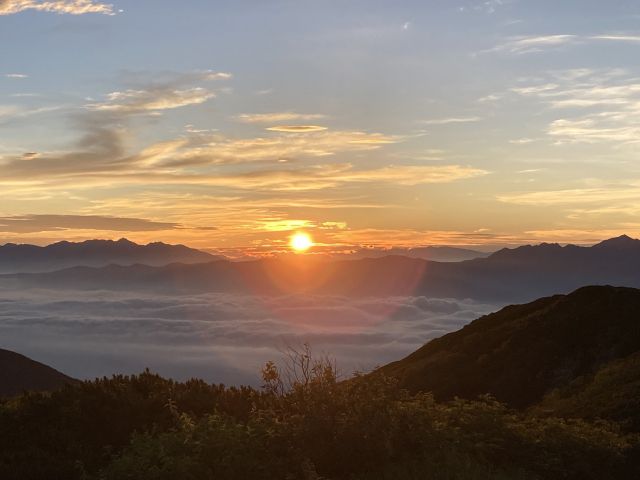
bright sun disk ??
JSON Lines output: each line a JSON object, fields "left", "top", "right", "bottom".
{"left": 290, "top": 232, "right": 313, "bottom": 252}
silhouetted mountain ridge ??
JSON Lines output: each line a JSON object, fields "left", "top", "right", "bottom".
{"left": 0, "top": 238, "right": 220, "bottom": 273}
{"left": 487, "top": 234, "right": 640, "bottom": 261}
{"left": 593, "top": 234, "right": 640, "bottom": 249}
{"left": 2, "top": 235, "right": 639, "bottom": 301}
{"left": 336, "top": 245, "right": 490, "bottom": 262}
{"left": 0, "top": 349, "right": 77, "bottom": 397}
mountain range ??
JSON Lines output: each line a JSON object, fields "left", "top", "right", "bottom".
{"left": 2, "top": 235, "right": 640, "bottom": 302}
{"left": 332, "top": 245, "right": 490, "bottom": 262}
{"left": 0, "top": 238, "right": 219, "bottom": 273}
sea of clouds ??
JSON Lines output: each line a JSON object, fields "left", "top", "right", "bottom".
{"left": 0, "top": 289, "right": 498, "bottom": 385}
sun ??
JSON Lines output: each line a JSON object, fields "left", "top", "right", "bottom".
{"left": 290, "top": 232, "right": 313, "bottom": 252}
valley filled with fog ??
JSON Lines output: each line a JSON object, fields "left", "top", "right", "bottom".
{"left": 0, "top": 288, "right": 495, "bottom": 384}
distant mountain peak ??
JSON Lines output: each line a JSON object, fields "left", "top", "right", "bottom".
{"left": 0, "top": 238, "right": 220, "bottom": 274}
{"left": 594, "top": 234, "right": 639, "bottom": 248}
{"left": 488, "top": 235, "right": 640, "bottom": 261}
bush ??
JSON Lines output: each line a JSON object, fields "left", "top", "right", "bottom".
{"left": 1, "top": 347, "right": 638, "bottom": 479}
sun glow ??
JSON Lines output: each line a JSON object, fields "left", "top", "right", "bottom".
{"left": 290, "top": 232, "right": 313, "bottom": 252}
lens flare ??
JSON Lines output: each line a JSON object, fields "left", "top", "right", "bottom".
{"left": 290, "top": 232, "right": 313, "bottom": 252}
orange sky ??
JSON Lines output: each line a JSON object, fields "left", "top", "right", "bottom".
{"left": 2, "top": 1, "right": 640, "bottom": 254}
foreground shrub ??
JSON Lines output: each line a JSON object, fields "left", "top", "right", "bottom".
{"left": 1, "top": 347, "right": 638, "bottom": 479}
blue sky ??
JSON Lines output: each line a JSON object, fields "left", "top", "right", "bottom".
{"left": 2, "top": 0, "right": 640, "bottom": 254}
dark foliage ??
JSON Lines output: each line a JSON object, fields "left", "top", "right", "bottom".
{"left": 381, "top": 286, "right": 640, "bottom": 416}
{"left": 1, "top": 357, "right": 638, "bottom": 480}
{"left": 533, "top": 350, "right": 640, "bottom": 431}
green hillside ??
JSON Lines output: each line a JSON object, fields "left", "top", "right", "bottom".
{"left": 381, "top": 286, "right": 640, "bottom": 419}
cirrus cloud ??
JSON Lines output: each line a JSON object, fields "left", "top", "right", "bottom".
{"left": 510, "top": 68, "right": 640, "bottom": 144}
{"left": 489, "top": 34, "right": 578, "bottom": 54}
{"left": 236, "top": 112, "right": 327, "bottom": 124}
{"left": 0, "top": 0, "right": 114, "bottom": 16}
{"left": 87, "top": 87, "right": 216, "bottom": 113}
{"left": 266, "top": 125, "right": 328, "bottom": 133}
{"left": 85, "top": 70, "right": 230, "bottom": 113}
{"left": 421, "top": 116, "right": 482, "bottom": 125}
{"left": 0, "top": 214, "right": 180, "bottom": 233}
{"left": 489, "top": 33, "right": 640, "bottom": 56}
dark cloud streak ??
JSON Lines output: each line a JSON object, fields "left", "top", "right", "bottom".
{"left": 0, "top": 214, "right": 179, "bottom": 233}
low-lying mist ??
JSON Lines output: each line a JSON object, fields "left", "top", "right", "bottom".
{"left": 0, "top": 289, "right": 496, "bottom": 384}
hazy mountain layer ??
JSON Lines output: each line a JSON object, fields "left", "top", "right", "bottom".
{"left": 3, "top": 235, "right": 640, "bottom": 302}
{"left": 0, "top": 238, "right": 219, "bottom": 274}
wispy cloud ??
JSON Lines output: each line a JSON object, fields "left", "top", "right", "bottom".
{"left": 0, "top": 71, "right": 235, "bottom": 180}
{"left": 76, "top": 192, "right": 393, "bottom": 249}
{"left": 491, "top": 33, "right": 640, "bottom": 55}
{"left": 511, "top": 69, "right": 640, "bottom": 144}
{"left": 0, "top": 104, "right": 65, "bottom": 123}
{"left": 478, "top": 0, "right": 510, "bottom": 14}
{"left": 266, "top": 125, "right": 328, "bottom": 133}
{"left": 0, "top": 0, "right": 115, "bottom": 16}
{"left": 135, "top": 130, "right": 401, "bottom": 168}
{"left": 87, "top": 87, "right": 215, "bottom": 113}
{"left": 126, "top": 164, "right": 488, "bottom": 192}
{"left": 236, "top": 112, "right": 327, "bottom": 124}
{"left": 85, "top": 70, "right": 230, "bottom": 113}
{"left": 510, "top": 84, "right": 559, "bottom": 96}
{"left": 591, "top": 35, "right": 640, "bottom": 43}
{"left": 497, "top": 182, "right": 640, "bottom": 234}
{"left": 459, "top": 0, "right": 513, "bottom": 15}
{"left": 0, "top": 105, "right": 22, "bottom": 119}
{"left": 497, "top": 182, "right": 640, "bottom": 206}
{"left": 4, "top": 73, "right": 28, "bottom": 79}
{"left": 548, "top": 118, "right": 640, "bottom": 143}
{"left": 0, "top": 104, "right": 484, "bottom": 193}
{"left": 509, "top": 138, "right": 537, "bottom": 145}
{"left": 421, "top": 116, "right": 481, "bottom": 125}
{"left": 490, "top": 34, "right": 577, "bottom": 54}
{"left": 0, "top": 214, "right": 179, "bottom": 233}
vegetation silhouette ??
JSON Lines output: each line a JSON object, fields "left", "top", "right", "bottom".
{"left": 382, "top": 286, "right": 640, "bottom": 421}
{"left": 1, "top": 344, "right": 639, "bottom": 479}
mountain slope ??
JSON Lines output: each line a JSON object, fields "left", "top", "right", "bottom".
{"left": 0, "top": 349, "right": 77, "bottom": 397}
{"left": 411, "top": 234, "right": 640, "bottom": 301}
{"left": 533, "top": 350, "right": 640, "bottom": 430}
{"left": 0, "top": 238, "right": 219, "bottom": 273}
{"left": 380, "top": 285, "right": 640, "bottom": 411}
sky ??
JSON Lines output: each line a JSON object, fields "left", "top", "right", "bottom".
{"left": 2, "top": 0, "right": 640, "bottom": 256}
